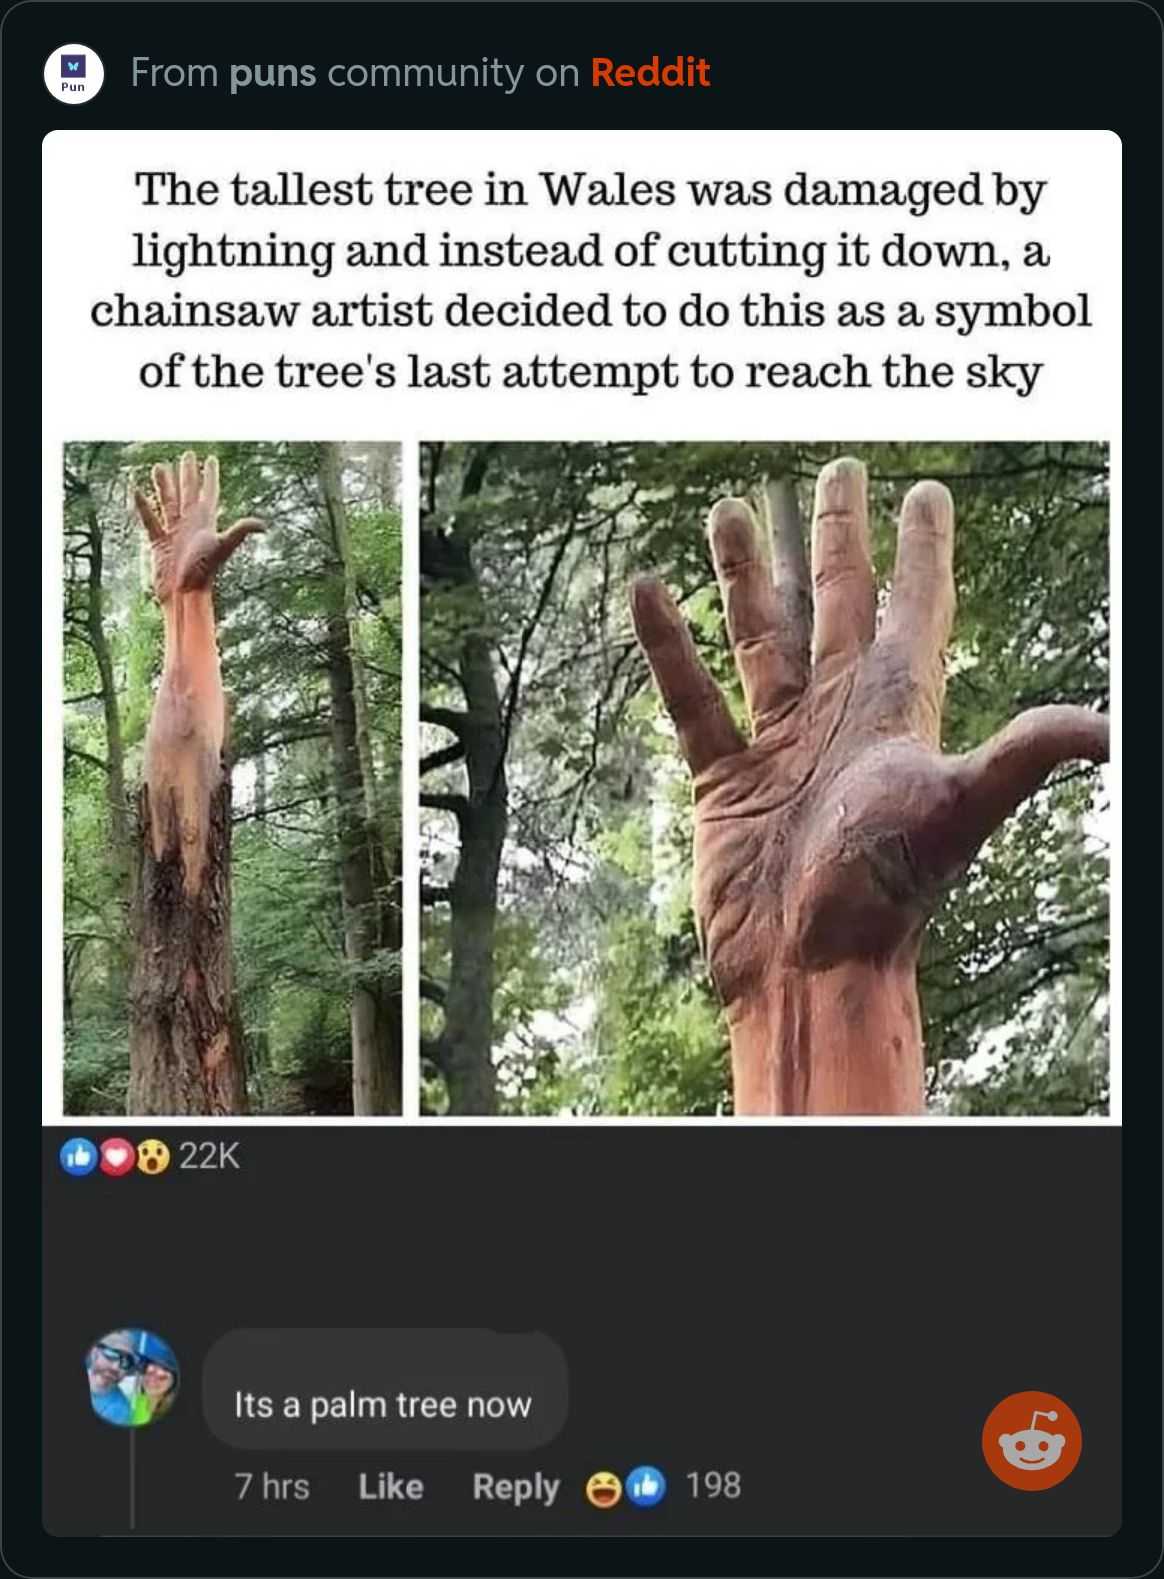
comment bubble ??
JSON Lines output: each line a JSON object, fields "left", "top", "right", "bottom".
{"left": 202, "top": 1328, "right": 568, "bottom": 1449}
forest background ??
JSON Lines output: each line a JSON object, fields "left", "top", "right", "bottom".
{"left": 63, "top": 440, "right": 402, "bottom": 1116}
{"left": 420, "top": 441, "right": 1110, "bottom": 1118}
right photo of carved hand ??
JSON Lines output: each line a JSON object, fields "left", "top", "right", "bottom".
{"left": 419, "top": 442, "right": 1111, "bottom": 1119}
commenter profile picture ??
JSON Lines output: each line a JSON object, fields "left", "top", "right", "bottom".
{"left": 44, "top": 45, "right": 105, "bottom": 104}
{"left": 85, "top": 1329, "right": 179, "bottom": 1428}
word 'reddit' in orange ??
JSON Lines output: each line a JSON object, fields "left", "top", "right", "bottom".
{"left": 592, "top": 56, "right": 712, "bottom": 88}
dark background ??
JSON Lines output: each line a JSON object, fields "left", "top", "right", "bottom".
{"left": 42, "top": 1128, "right": 1122, "bottom": 1541}
{"left": 4, "top": 3, "right": 1161, "bottom": 1576}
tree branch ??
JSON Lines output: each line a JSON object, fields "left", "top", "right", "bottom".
{"left": 232, "top": 722, "right": 331, "bottom": 759}
{"left": 492, "top": 512, "right": 580, "bottom": 789}
{"left": 421, "top": 703, "right": 471, "bottom": 737}
{"left": 420, "top": 741, "right": 467, "bottom": 776}
{"left": 64, "top": 741, "right": 109, "bottom": 774}
{"left": 458, "top": 444, "right": 496, "bottom": 511}
{"left": 232, "top": 794, "right": 326, "bottom": 825}
{"left": 420, "top": 792, "right": 470, "bottom": 820}
{"left": 420, "top": 975, "right": 448, "bottom": 1007}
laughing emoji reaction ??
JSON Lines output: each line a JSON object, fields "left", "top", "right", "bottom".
{"left": 136, "top": 1138, "right": 171, "bottom": 1176}
{"left": 585, "top": 1470, "right": 622, "bottom": 1509}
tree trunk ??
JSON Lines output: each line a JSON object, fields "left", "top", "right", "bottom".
{"left": 420, "top": 444, "right": 506, "bottom": 1115}
{"left": 320, "top": 445, "right": 401, "bottom": 1115}
{"left": 727, "top": 955, "right": 925, "bottom": 1115}
{"left": 437, "top": 636, "right": 506, "bottom": 1115}
{"left": 129, "top": 773, "right": 247, "bottom": 1113}
{"left": 127, "top": 452, "right": 255, "bottom": 1117}
{"left": 74, "top": 468, "right": 133, "bottom": 992}
{"left": 325, "top": 613, "right": 400, "bottom": 1113}
{"left": 84, "top": 501, "right": 131, "bottom": 884}
{"left": 252, "top": 703, "right": 268, "bottom": 822}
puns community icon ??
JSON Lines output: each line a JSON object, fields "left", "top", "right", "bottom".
{"left": 43, "top": 44, "right": 105, "bottom": 102}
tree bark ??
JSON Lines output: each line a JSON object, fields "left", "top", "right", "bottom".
{"left": 82, "top": 495, "right": 131, "bottom": 887}
{"left": 426, "top": 636, "right": 507, "bottom": 1115}
{"left": 68, "top": 460, "right": 132, "bottom": 989}
{"left": 129, "top": 774, "right": 246, "bottom": 1113}
{"left": 420, "top": 445, "right": 505, "bottom": 1115}
{"left": 320, "top": 444, "right": 401, "bottom": 1115}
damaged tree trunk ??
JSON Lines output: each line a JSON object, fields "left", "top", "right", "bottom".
{"left": 128, "top": 453, "right": 263, "bottom": 1115}
{"left": 130, "top": 775, "right": 241, "bottom": 1112}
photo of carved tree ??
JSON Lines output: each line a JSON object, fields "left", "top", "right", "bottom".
{"left": 420, "top": 443, "right": 1110, "bottom": 1117}
{"left": 63, "top": 441, "right": 401, "bottom": 1116}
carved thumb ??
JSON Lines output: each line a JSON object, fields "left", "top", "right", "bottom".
{"left": 209, "top": 517, "right": 266, "bottom": 572}
{"left": 946, "top": 705, "right": 1109, "bottom": 871}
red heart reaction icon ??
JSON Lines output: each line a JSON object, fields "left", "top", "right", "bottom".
{"left": 99, "top": 1138, "right": 137, "bottom": 1177}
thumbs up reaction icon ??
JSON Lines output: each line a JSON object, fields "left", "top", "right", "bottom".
{"left": 59, "top": 1138, "right": 98, "bottom": 1177}
{"left": 626, "top": 1466, "right": 667, "bottom": 1507}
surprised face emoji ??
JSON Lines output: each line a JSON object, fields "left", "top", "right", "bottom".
{"left": 136, "top": 1139, "right": 171, "bottom": 1176}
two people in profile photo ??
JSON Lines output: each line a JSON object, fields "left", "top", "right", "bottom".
{"left": 85, "top": 1329, "right": 179, "bottom": 1428}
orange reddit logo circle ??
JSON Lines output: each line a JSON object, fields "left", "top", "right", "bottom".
{"left": 982, "top": 1391, "right": 1082, "bottom": 1491}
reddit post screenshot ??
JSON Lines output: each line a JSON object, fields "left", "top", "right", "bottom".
{"left": 1, "top": 2, "right": 1160, "bottom": 1575}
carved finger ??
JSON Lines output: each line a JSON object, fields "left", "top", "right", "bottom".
{"left": 133, "top": 487, "right": 165, "bottom": 543}
{"left": 152, "top": 463, "right": 179, "bottom": 526}
{"left": 930, "top": 706, "right": 1109, "bottom": 878}
{"left": 881, "top": 481, "right": 955, "bottom": 738}
{"left": 709, "top": 497, "right": 807, "bottom": 734}
{"left": 178, "top": 451, "right": 201, "bottom": 515}
{"left": 208, "top": 517, "right": 266, "bottom": 572}
{"left": 811, "top": 457, "right": 876, "bottom": 677}
{"left": 200, "top": 454, "right": 220, "bottom": 517}
{"left": 764, "top": 473, "right": 811, "bottom": 656}
{"left": 631, "top": 577, "right": 746, "bottom": 776}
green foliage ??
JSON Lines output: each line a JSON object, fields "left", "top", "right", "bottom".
{"left": 63, "top": 1019, "right": 130, "bottom": 1116}
{"left": 421, "top": 441, "right": 1109, "bottom": 1117}
{"left": 941, "top": 974, "right": 1108, "bottom": 1116}
{"left": 587, "top": 915, "right": 729, "bottom": 1116}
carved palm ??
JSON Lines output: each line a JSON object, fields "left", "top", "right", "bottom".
{"left": 632, "top": 458, "right": 1108, "bottom": 1112}
{"left": 134, "top": 452, "right": 263, "bottom": 602}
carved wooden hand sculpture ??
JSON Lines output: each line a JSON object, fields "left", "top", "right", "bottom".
{"left": 128, "top": 453, "right": 263, "bottom": 1115}
{"left": 632, "top": 458, "right": 1109, "bottom": 1115}
{"left": 133, "top": 453, "right": 263, "bottom": 893}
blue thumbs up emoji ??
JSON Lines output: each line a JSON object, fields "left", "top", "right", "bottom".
{"left": 59, "top": 1137, "right": 98, "bottom": 1176}
{"left": 625, "top": 1466, "right": 667, "bottom": 1507}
